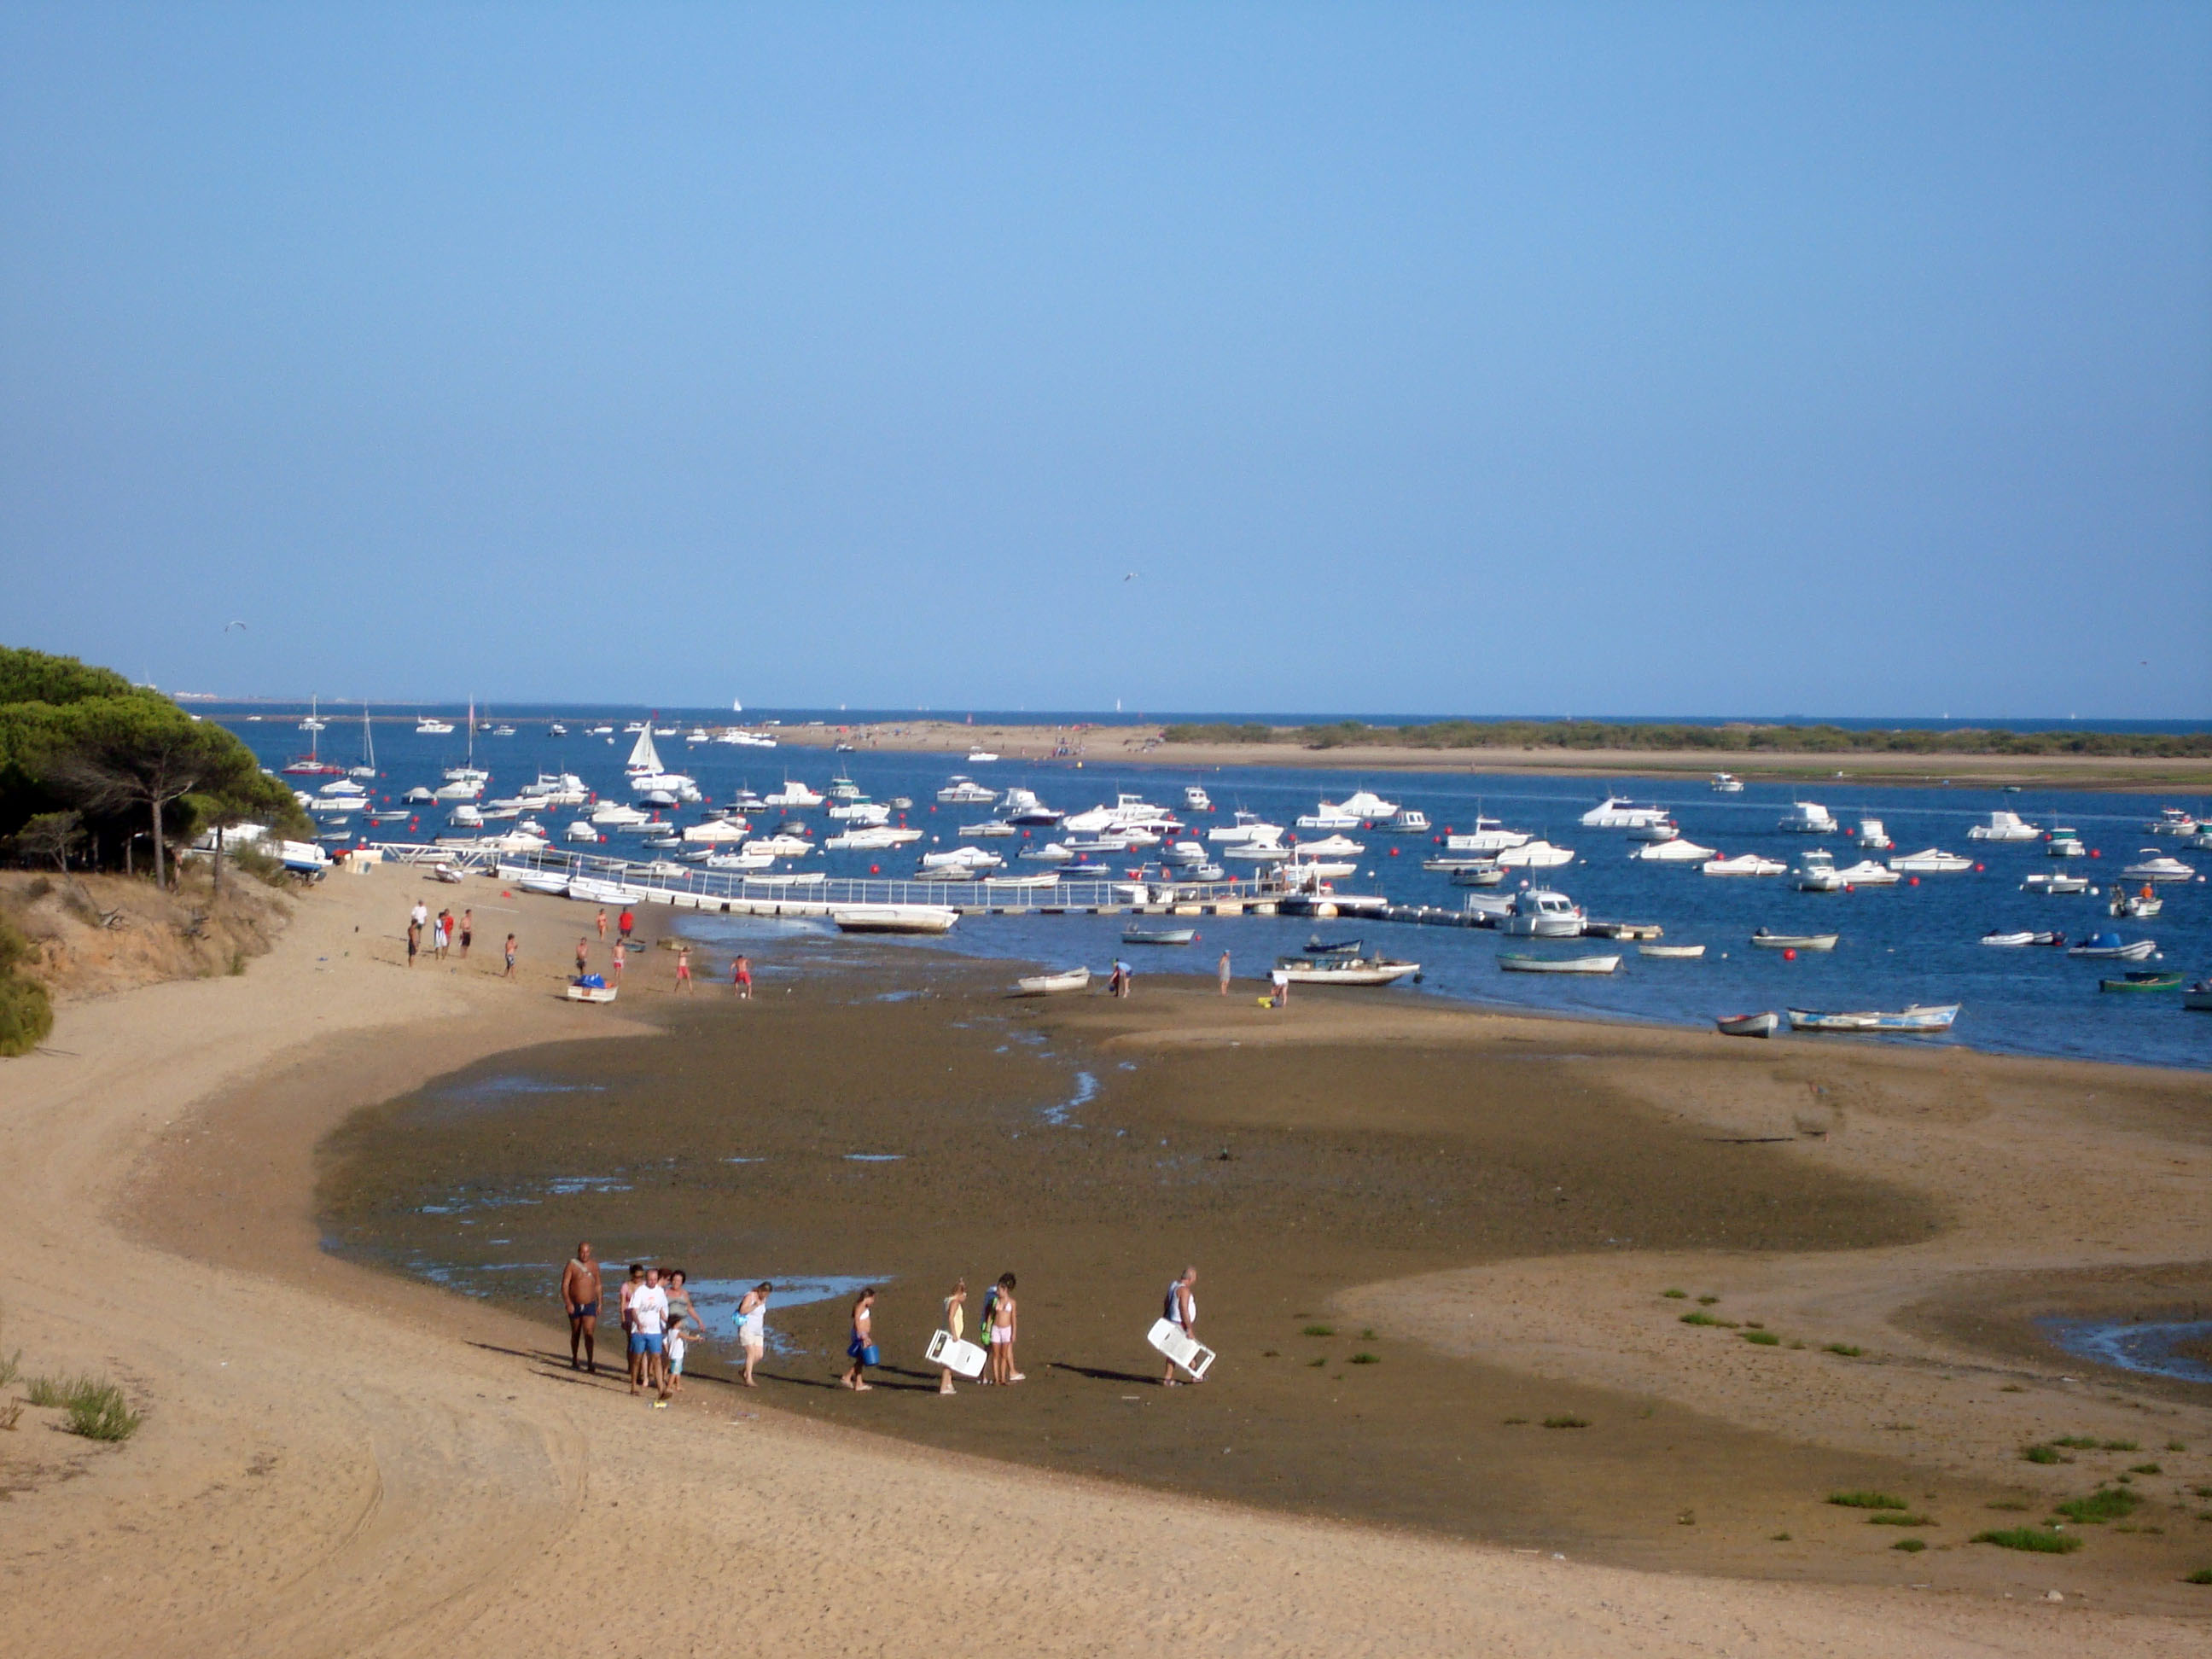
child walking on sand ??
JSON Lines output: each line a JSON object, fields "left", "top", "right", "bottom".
{"left": 674, "top": 946, "right": 692, "bottom": 991}
{"left": 504, "top": 934, "right": 518, "bottom": 979}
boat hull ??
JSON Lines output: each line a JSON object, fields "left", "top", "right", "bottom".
{"left": 1499, "top": 954, "right": 1620, "bottom": 975}
{"left": 1715, "top": 1011, "right": 1778, "bottom": 1038}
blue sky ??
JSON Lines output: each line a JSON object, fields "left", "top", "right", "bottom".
{"left": 3, "top": 4, "right": 2207, "bottom": 718}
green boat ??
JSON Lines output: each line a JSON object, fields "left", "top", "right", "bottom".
{"left": 2099, "top": 970, "right": 2183, "bottom": 993}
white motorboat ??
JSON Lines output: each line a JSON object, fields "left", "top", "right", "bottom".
{"left": 828, "top": 800, "right": 892, "bottom": 824}
{"left": 1889, "top": 847, "right": 1972, "bottom": 874}
{"left": 680, "top": 818, "right": 752, "bottom": 843}
{"left": 1275, "top": 952, "right": 1420, "bottom": 986}
{"left": 1016, "top": 967, "right": 1091, "bottom": 995}
{"left": 1495, "top": 839, "right": 1574, "bottom": 869}
{"left": 1499, "top": 888, "right": 1584, "bottom": 937}
{"left": 1981, "top": 931, "right": 2065, "bottom": 947}
{"left": 703, "top": 851, "right": 776, "bottom": 870}
{"left": 685, "top": 728, "right": 711, "bottom": 745}
{"left": 2046, "top": 828, "right": 2085, "bottom": 857}
{"left": 935, "top": 776, "right": 998, "bottom": 806}
{"left": 1750, "top": 928, "right": 1837, "bottom": 951}
{"left": 1499, "top": 952, "right": 1620, "bottom": 975}
{"left": 1444, "top": 816, "right": 1531, "bottom": 854}
{"left": 1183, "top": 785, "right": 1213, "bottom": 812}
{"left": 1709, "top": 772, "right": 1745, "bottom": 794}
{"left": 1460, "top": 891, "right": 1516, "bottom": 920}
{"left": 1966, "top": 810, "right": 2040, "bottom": 842}
{"left": 433, "top": 777, "right": 484, "bottom": 802}
{"left": 999, "top": 788, "right": 1064, "bottom": 827}
{"left": 445, "top": 805, "right": 484, "bottom": 828}
{"left": 637, "top": 789, "right": 678, "bottom": 809}
{"left": 1385, "top": 806, "right": 1430, "bottom": 833}
{"left": 1831, "top": 859, "right": 1901, "bottom": 886}
{"left": 1629, "top": 838, "right": 1715, "bottom": 863}
{"left": 1021, "top": 841, "right": 1075, "bottom": 863}
{"left": 1162, "top": 841, "right": 1208, "bottom": 866}
{"left": 1295, "top": 804, "right": 1359, "bottom": 830}
{"left": 2022, "top": 871, "right": 2089, "bottom": 894}
{"left": 2110, "top": 889, "right": 2163, "bottom": 919}
{"left": 1579, "top": 796, "right": 1669, "bottom": 830}
{"left": 1296, "top": 834, "right": 1365, "bottom": 857}
{"left": 1278, "top": 856, "right": 1359, "bottom": 881}
{"left": 1715, "top": 1010, "right": 1778, "bottom": 1037}
{"left": 2066, "top": 933, "right": 2157, "bottom": 962}
{"left": 2121, "top": 850, "right": 2196, "bottom": 882}
{"left": 1208, "top": 810, "right": 1284, "bottom": 846}
{"left": 1450, "top": 864, "right": 1506, "bottom": 887}
{"left": 566, "top": 821, "right": 600, "bottom": 842}
{"left": 1639, "top": 943, "right": 1707, "bottom": 959}
{"left": 1777, "top": 801, "right": 1839, "bottom": 834}
{"left": 764, "top": 781, "right": 824, "bottom": 808}
{"left": 1854, "top": 817, "right": 1893, "bottom": 850}
{"left": 1626, "top": 818, "right": 1680, "bottom": 844}
{"left": 920, "top": 845, "right": 1002, "bottom": 870}
{"left": 826, "top": 774, "right": 863, "bottom": 801}
{"left": 1064, "top": 794, "right": 1178, "bottom": 835}
{"left": 415, "top": 716, "right": 455, "bottom": 735}
{"left": 1124, "top": 926, "right": 1196, "bottom": 946}
{"left": 1791, "top": 849, "right": 1846, "bottom": 892}
{"left": 2146, "top": 807, "right": 2199, "bottom": 837}
{"left": 966, "top": 749, "right": 999, "bottom": 764}
{"left": 1701, "top": 853, "right": 1786, "bottom": 877}
{"left": 401, "top": 785, "right": 434, "bottom": 805}
{"left": 824, "top": 825, "right": 923, "bottom": 851}
{"left": 1220, "top": 838, "right": 1292, "bottom": 863}
{"left": 746, "top": 834, "right": 815, "bottom": 859}
{"left": 832, "top": 905, "right": 958, "bottom": 935}
{"left": 961, "top": 820, "right": 1019, "bottom": 838}
{"left": 1295, "top": 789, "right": 1396, "bottom": 830}
{"left": 518, "top": 771, "right": 591, "bottom": 806}
{"left": 591, "top": 802, "right": 649, "bottom": 827}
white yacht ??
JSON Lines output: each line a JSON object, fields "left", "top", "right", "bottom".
{"left": 1701, "top": 853, "right": 1787, "bottom": 876}
{"left": 827, "top": 800, "right": 891, "bottom": 824}
{"left": 1855, "top": 817, "right": 1892, "bottom": 850}
{"left": 590, "top": 802, "right": 649, "bottom": 827}
{"left": 1831, "top": 859, "right": 1901, "bottom": 886}
{"left": 765, "top": 780, "right": 825, "bottom": 808}
{"left": 565, "top": 821, "right": 600, "bottom": 842}
{"left": 679, "top": 818, "right": 752, "bottom": 843}
{"left": 1777, "top": 800, "right": 1839, "bottom": 834}
{"left": 1207, "top": 809, "right": 1284, "bottom": 845}
{"left": 445, "top": 805, "right": 484, "bottom": 828}
{"left": 1888, "top": 847, "right": 1972, "bottom": 873}
{"left": 1444, "top": 816, "right": 1531, "bottom": 855}
{"left": 1628, "top": 837, "right": 1715, "bottom": 863}
{"left": 1710, "top": 772, "right": 1744, "bottom": 793}
{"left": 1791, "top": 849, "right": 1846, "bottom": 892}
{"left": 1579, "top": 796, "right": 1669, "bottom": 830}
{"left": 2146, "top": 807, "right": 2199, "bottom": 837}
{"left": 1183, "top": 785, "right": 1213, "bottom": 812}
{"left": 921, "top": 845, "right": 1003, "bottom": 870}
{"left": 1499, "top": 888, "right": 1585, "bottom": 937}
{"left": 1495, "top": 839, "right": 1575, "bottom": 869}
{"left": 1965, "top": 810, "right": 2040, "bottom": 842}
{"left": 745, "top": 834, "right": 815, "bottom": 858}
{"left": 432, "top": 777, "right": 484, "bottom": 802}
{"left": 518, "top": 771, "right": 591, "bottom": 806}
{"left": 999, "top": 787, "right": 1064, "bottom": 827}
{"left": 824, "top": 825, "right": 923, "bottom": 851}
{"left": 965, "top": 748, "right": 999, "bottom": 764}
{"left": 1626, "top": 818, "right": 1679, "bottom": 843}
{"left": 2122, "top": 850, "right": 2196, "bottom": 882}
{"left": 1063, "top": 794, "right": 1178, "bottom": 835}
{"left": 935, "top": 776, "right": 998, "bottom": 806}
{"left": 1296, "top": 834, "right": 1365, "bottom": 857}
{"left": 415, "top": 715, "right": 455, "bottom": 735}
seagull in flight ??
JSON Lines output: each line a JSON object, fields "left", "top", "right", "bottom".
{"left": 1123, "top": 571, "right": 1137, "bottom": 582}
{"left": 224, "top": 620, "right": 247, "bottom": 632}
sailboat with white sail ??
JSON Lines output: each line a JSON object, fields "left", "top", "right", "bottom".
{"left": 625, "top": 725, "right": 701, "bottom": 800}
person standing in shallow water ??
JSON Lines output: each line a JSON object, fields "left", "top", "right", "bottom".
{"left": 841, "top": 1286, "right": 877, "bottom": 1391}
{"left": 561, "top": 1243, "right": 601, "bottom": 1372}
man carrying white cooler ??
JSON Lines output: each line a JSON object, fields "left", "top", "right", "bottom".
{"left": 1161, "top": 1266, "right": 1200, "bottom": 1387}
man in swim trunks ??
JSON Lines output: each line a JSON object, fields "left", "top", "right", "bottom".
{"left": 561, "top": 1243, "right": 602, "bottom": 1371}
{"left": 731, "top": 954, "right": 752, "bottom": 999}
{"left": 628, "top": 1266, "right": 670, "bottom": 1399}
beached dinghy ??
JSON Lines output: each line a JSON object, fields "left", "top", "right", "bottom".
{"left": 1016, "top": 967, "right": 1091, "bottom": 995}
{"left": 1499, "top": 952, "right": 1621, "bottom": 975}
{"left": 1275, "top": 953, "right": 1421, "bottom": 986}
{"left": 832, "top": 905, "right": 958, "bottom": 935}
{"left": 1715, "top": 1010, "right": 1779, "bottom": 1038}
{"left": 566, "top": 975, "right": 618, "bottom": 1004}
{"left": 1789, "top": 1004, "right": 1959, "bottom": 1033}
{"left": 2067, "top": 932, "right": 2157, "bottom": 962}
{"left": 1122, "top": 926, "right": 1196, "bottom": 946}
{"left": 1750, "top": 928, "right": 1837, "bottom": 951}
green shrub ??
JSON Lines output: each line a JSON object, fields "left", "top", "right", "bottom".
{"left": 2102, "top": 1439, "right": 2139, "bottom": 1452}
{"left": 2022, "top": 1444, "right": 2065, "bottom": 1464}
{"left": 2186, "top": 1568, "right": 2212, "bottom": 1585}
{"left": 0, "top": 1348, "right": 16, "bottom": 1388}
{"left": 0, "top": 969, "right": 53, "bottom": 1057}
{"left": 1975, "top": 1527, "right": 2081, "bottom": 1553}
{"left": 2129, "top": 1463, "right": 2163, "bottom": 1476}
{"left": 2055, "top": 1487, "right": 2139, "bottom": 1525}
{"left": 2052, "top": 1435, "right": 2101, "bottom": 1448}
{"left": 1300, "top": 1324, "right": 1334, "bottom": 1337}
{"left": 65, "top": 1382, "right": 140, "bottom": 1441}
{"left": 1679, "top": 1311, "right": 1735, "bottom": 1327}
{"left": 1829, "top": 1492, "right": 1908, "bottom": 1511}
{"left": 1662, "top": 1289, "right": 1686, "bottom": 1299}
{"left": 1894, "top": 1538, "right": 1927, "bottom": 1553}
{"left": 1542, "top": 1415, "right": 1590, "bottom": 1429}
{"left": 1742, "top": 1330, "right": 1782, "bottom": 1346}
{"left": 1825, "top": 1343, "right": 1862, "bottom": 1357}
{"left": 1348, "top": 1353, "right": 1379, "bottom": 1365}
{"left": 1869, "top": 1513, "right": 1935, "bottom": 1527}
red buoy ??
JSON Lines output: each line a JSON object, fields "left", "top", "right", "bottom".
{"left": 1974, "top": 862, "right": 1985, "bottom": 872}
{"left": 1783, "top": 947, "right": 1797, "bottom": 961}
{"left": 1908, "top": 876, "right": 1918, "bottom": 886}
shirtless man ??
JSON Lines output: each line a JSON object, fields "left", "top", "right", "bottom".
{"left": 561, "top": 1243, "right": 602, "bottom": 1371}
{"left": 576, "top": 936, "right": 591, "bottom": 976}
{"left": 1161, "top": 1265, "right": 1201, "bottom": 1386}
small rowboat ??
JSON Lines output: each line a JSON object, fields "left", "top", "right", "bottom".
{"left": 566, "top": 977, "right": 617, "bottom": 1004}
{"left": 1122, "top": 927, "right": 1196, "bottom": 946}
{"left": 1981, "top": 931, "right": 2065, "bottom": 947}
{"left": 1276, "top": 954, "right": 1422, "bottom": 986}
{"left": 1750, "top": 929, "right": 1837, "bottom": 951}
{"left": 2023, "top": 873, "right": 2089, "bottom": 895}
{"left": 2186, "top": 982, "right": 2212, "bottom": 1012}
{"left": 1016, "top": 967, "right": 1091, "bottom": 995}
{"left": 2066, "top": 933, "right": 2156, "bottom": 962}
{"left": 1715, "top": 1010, "right": 1779, "bottom": 1038}
{"left": 1788, "top": 1004, "right": 1959, "bottom": 1033}
{"left": 1499, "top": 953, "right": 1621, "bottom": 975}
{"left": 832, "top": 905, "right": 959, "bottom": 935}
{"left": 1638, "top": 943, "right": 1707, "bottom": 959}
{"left": 2099, "top": 970, "right": 2182, "bottom": 993}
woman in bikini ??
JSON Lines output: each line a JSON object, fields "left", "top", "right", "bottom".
{"left": 988, "top": 1272, "right": 1021, "bottom": 1385}
{"left": 841, "top": 1287, "right": 877, "bottom": 1391}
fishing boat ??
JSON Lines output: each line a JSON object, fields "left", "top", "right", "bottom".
{"left": 2146, "top": 807, "right": 2199, "bottom": 837}
{"left": 1709, "top": 772, "right": 1745, "bottom": 793}
{"left": 2100, "top": 970, "right": 2182, "bottom": 993}
{"left": 1450, "top": 864, "right": 1507, "bottom": 886}
{"left": 1639, "top": 943, "right": 1707, "bottom": 959}
{"left": 1495, "top": 839, "right": 1575, "bottom": 869}
{"left": 2121, "top": 850, "right": 2196, "bottom": 882}
{"left": 2110, "top": 888, "right": 2163, "bottom": 919}
{"left": 832, "top": 905, "right": 959, "bottom": 935}
{"left": 1629, "top": 838, "right": 1716, "bottom": 863}
{"left": 2067, "top": 932, "right": 2157, "bottom": 962}
{"left": 1715, "top": 1010, "right": 1778, "bottom": 1038}
{"left": 1626, "top": 818, "right": 1680, "bottom": 844}
{"left": 1123, "top": 926, "right": 1196, "bottom": 946}
{"left": 1580, "top": 796, "right": 1669, "bottom": 830}
{"left": 2046, "top": 828, "right": 2085, "bottom": 857}
{"left": 1499, "top": 888, "right": 1585, "bottom": 938}
{"left": 1789, "top": 1004, "right": 1959, "bottom": 1033}
{"left": 1385, "top": 806, "right": 1431, "bottom": 832}
{"left": 1790, "top": 850, "right": 1846, "bottom": 892}
{"left": 1208, "top": 809, "right": 1283, "bottom": 846}
{"left": 935, "top": 776, "right": 998, "bottom": 805}
{"left": 1016, "top": 967, "right": 1091, "bottom": 994}
{"left": 1499, "top": 952, "right": 1620, "bottom": 975}
{"left": 1888, "top": 847, "right": 1972, "bottom": 874}
{"left": 1750, "top": 928, "right": 1837, "bottom": 951}
{"left": 1966, "top": 811, "right": 2040, "bottom": 842}
{"left": 763, "top": 780, "right": 824, "bottom": 808}
{"left": 2022, "top": 871, "right": 2089, "bottom": 895}
{"left": 1701, "top": 853, "right": 1786, "bottom": 877}
{"left": 1981, "top": 931, "right": 2065, "bottom": 947}
{"left": 1854, "top": 817, "right": 1892, "bottom": 850}
{"left": 1183, "top": 785, "right": 1213, "bottom": 812}
{"left": 1777, "top": 801, "right": 1838, "bottom": 834}
{"left": 1275, "top": 952, "right": 1421, "bottom": 986}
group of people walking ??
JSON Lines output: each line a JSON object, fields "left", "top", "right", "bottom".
{"left": 557, "top": 1244, "right": 1203, "bottom": 1401}
{"left": 405, "top": 898, "right": 517, "bottom": 975}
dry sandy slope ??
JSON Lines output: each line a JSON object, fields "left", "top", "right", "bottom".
{"left": 0, "top": 867, "right": 2200, "bottom": 1658}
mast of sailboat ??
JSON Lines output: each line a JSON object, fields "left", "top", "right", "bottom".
{"left": 362, "top": 702, "right": 375, "bottom": 771}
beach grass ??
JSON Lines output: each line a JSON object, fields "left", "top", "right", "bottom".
{"left": 1348, "top": 1353, "right": 1379, "bottom": 1365}
{"left": 1679, "top": 1311, "right": 1735, "bottom": 1327}
{"left": 1893, "top": 1538, "right": 1927, "bottom": 1553}
{"left": 1542, "top": 1415, "right": 1591, "bottom": 1429}
{"left": 1828, "top": 1491, "right": 1907, "bottom": 1511}
{"left": 2102, "top": 1439, "right": 2139, "bottom": 1452}
{"left": 1742, "top": 1330, "right": 1781, "bottom": 1346}
{"left": 0, "top": 1347, "right": 18, "bottom": 1389}
{"left": 2129, "top": 1463, "right": 2163, "bottom": 1476}
{"left": 1301, "top": 1324, "right": 1335, "bottom": 1337}
{"left": 1696, "top": 1295, "right": 1720, "bottom": 1305}
{"left": 2055, "top": 1487, "right": 2140, "bottom": 1525}
{"left": 2052, "top": 1435, "right": 2101, "bottom": 1448}
{"left": 1662, "top": 1289, "right": 1686, "bottom": 1299}
{"left": 2186, "top": 1569, "right": 2212, "bottom": 1585}
{"left": 1868, "top": 1512, "right": 1935, "bottom": 1527}
{"left": 1974, "top": 1526, "right": 2081, "bottom": 1554}
{"left": 1986, "top": 1499, "right": 2030, "bottom": 1511}
{"left": 26, "top": 1375, "right": 140, "bottom": 1441}
{"left": 1824, "top": 1343, "right": 1862, "bottom": 1357}
{"left": 2022, "top": 1444, "right": 2066, "bottom": 1464}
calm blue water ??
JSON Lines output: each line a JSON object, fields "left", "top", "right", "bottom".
{"left": 222, "top": 716, "right": 2211, "bottom": 1071}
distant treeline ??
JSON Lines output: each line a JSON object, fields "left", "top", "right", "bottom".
{"left": 1160, "top": 719, "right": 2212, "bottom": 758}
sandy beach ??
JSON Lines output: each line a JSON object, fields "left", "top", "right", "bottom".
{"left": 3, "top": 865, "right": 2208, "bottom": 1656}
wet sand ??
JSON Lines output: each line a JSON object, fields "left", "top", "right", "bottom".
{"left": 319, "top": 938, "right": 2212, "bottom": 1600}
